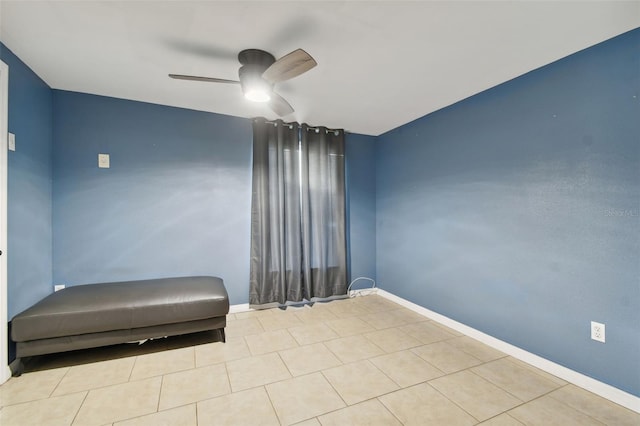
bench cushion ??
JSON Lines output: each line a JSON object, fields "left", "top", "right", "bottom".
{"left": 12, "top": 276, "right": 229, "bottom": 342}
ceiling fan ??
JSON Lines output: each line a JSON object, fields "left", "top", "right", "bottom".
{"left": 169, "top": 48, "right": 317, "bottom": 116}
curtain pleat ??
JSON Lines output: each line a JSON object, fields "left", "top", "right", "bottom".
{"left": 249, "top": 119, "right": 347, "bottom": 306}
{"left": 250, "top": 119, "right": 302, "bottom": 305}
{"left": 301, "top": 125, "right": 347, "bottom": 300}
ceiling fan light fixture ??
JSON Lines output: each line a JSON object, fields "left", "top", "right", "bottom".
{"left": 239, "top": 67, "right": 273, "bottom": 103}
{"left": 244, "top": 87, "right": 271, "bottom": 102}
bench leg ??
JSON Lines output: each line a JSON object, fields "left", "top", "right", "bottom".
{"left": 220, "top": 328, "right": 226, "bottom": 343}
{"left": 10, "top": 358, "right": 24, "bottom": 377}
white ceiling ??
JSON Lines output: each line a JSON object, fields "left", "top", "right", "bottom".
{"left": 1, "top": 1, "right": 638, "bottom": 136}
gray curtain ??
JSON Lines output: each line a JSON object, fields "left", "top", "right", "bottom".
{"left": 249, "top": 118, "right": 347, "bottom": 307}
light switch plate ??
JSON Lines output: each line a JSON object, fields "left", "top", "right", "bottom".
{"left": 98, "top": 153, "right": 110, "bottom": 168}
{"left": 8, "top": 133, "right": 15, "bottom": 151}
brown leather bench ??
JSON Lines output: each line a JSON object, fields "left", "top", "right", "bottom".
{"left": 10, "top": 276, "right": 229, "bottom": 376}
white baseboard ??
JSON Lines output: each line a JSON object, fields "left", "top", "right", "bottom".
{"left": 375, "top": 289, "right": 640, "bottom": 413}
{"left": 349, "top": 288, "right": 378, "bottom": 298}
{"left": 229, "top": 303, "right": 252, "bottom": 314}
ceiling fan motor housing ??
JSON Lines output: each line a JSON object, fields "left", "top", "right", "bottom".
{"left": 237, "top": 49, "right": 276, "bottom": 68}
{"left": 238, "top": 49, "right": 276, "bottom": 99}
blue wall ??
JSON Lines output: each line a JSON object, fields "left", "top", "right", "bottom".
{"left": 0, "top": 43, "right": 53, "bottom": 318}
{"left": 52, "top": 91, "right": 253, "bottom": 304}
{"left": 346, "top": 133, "right": 377, "bottom": 284}
{"left": 376, "top": 28, "right": 640, "bottom": 396}
{"left": 52, "top": 90, "right": 377, "bottom": 305}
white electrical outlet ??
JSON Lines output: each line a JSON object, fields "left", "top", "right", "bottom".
{"left": 8, "top": 133, "right": 15, "bottom": 151}
{"left": 54, "top": 284, "right": 65, "bottom": 292}
{"left": 591, "top": 321, "right": 605, "bottom": 343}
{"left": 98, "top": 153, "right": 110, "bottom": 168}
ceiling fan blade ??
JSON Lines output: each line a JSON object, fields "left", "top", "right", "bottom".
{"left": 169, "top": 74, "right": 240, "bottom": 84}
{"left": 261, "top": 48, "right": 317, "bottom": 83}
{"left": 269, "top": 92, "right": 294, "bottom": 116}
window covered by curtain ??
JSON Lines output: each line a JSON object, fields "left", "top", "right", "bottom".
{"left": 249, "top": 118, "right": 347, "bottom": 307}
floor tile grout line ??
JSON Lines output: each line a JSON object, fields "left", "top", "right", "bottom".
{"left": 361, "top": 327, "right": 407, "bottom": 353}
{"left": 407, "top": 347, "right": 531, "bottom": 423}
{"left": 47, "top": 366, "right": 71, "bottom": 398}
{"left": 69, "top": 390, "right": 90, "bottom": 426}
{"left": 545, "top": 383, "right": 617, "bottom": 426}
{"left": 423, "top": 378, "right": 485, "bottom": 423}
{"left": 262, "top": 384, "right": 285, "bottom": 426}
{"left": 358, "top": 357, "right": 403, "bottom": 392}
{"left": 227, "top": 355, "right": 294, "bottom": 394}
{"left": 465, "top": 367, "right": 528, "bottom": 404}
{"left": 411, "top": 340, "right": 490, "bottom": 366}
{"left": 368, "top": 351, "right": 445, "bottom": 389}
{"left": 221, "top": 361, "right": 232, "bottom": 400}
{"left": 313, "top": 384, "right": 436, "bottom": 423}
{"left": 441, "top": 342, "right": 551, "bottom": 382}
{"left": 127, "top": 355, "right": 138, "bottom": 382}
{"left": 476, "top": 411, "right": 526, "bottom": 425}
{"left": 18, "top": 358, "right": 142, "bottom": 401}
{"left": 156, "top": 374, "right": 164, "bottom": 413}
{"left": 275, "top": 351, "right": 295, "bottom": 381}
{"left": 466, "top": 361, "right": 564, "bottom": 403}
{"left": 409, "top": 342, "right": 485, "bottom": 371}
{"left": 318, "top": 369, "right": 349, "bottom": 410}
{"left": 265, "top": 370, "right": 348, "bottom": 426}
{"left": 504, "top": 412, "right": 526, "bottom": 425}
{"left": 45, "top": 378, "right": 136, "bottom": 400}
{"left": 319, "top": 358, "right": 438, "bottom": 408}
{"left": 124, "top": 356, "right": 136, "bottom": 386}
{"left": 504, "top": 356, "right": 566, "bottom": 386}
{"left": 223, "top": 362, "right": 237, "bottom": 394}
{"left": 503, "top": 384, "right": 609, "bottom": 425}
{"left": 374, "top": 396, "right": 406, "bottom": 426}
{"left": 92, "top": 378, "right": 170, "bottom": 426}
{"left": 445, "top": 336, "right": 510, "bottom": 362}
{"left": 304, "top": 393, "right": 399, "bottom": 424}
{"left": 0, "top": 390, "right": 85, "bottom": 421}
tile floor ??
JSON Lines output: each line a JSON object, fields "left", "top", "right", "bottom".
{"left": 0, "top": 295, "right": 638, "bottom": 425}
